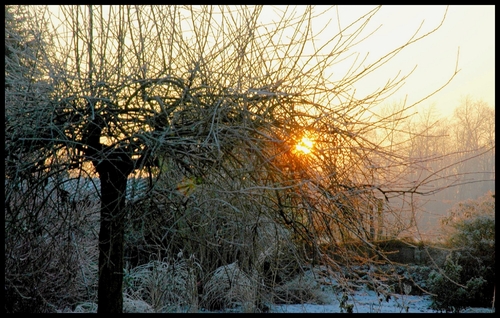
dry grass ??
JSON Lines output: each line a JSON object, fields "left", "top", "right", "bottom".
{"left": 273, "top": 270, "right": 329, "bottom": 305}
{"left": 201, "top": 261, "right": 257, "bottom": 312}
{"left": 123, "top": 253, "right": 199, "bottom": 313}
{"left": 4, "top": 178, "right": 101, "bottom": 312}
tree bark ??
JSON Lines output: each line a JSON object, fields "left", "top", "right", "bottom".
{"left": 96, "top": 152, "right": 133, "bottom": 313}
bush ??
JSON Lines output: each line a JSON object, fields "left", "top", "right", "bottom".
{"left": 5, "top": 177, "right": 100, "bottom": 313}
{"left": 427, "top": 192, "right": 495, "bottom": 312}
{"left": 123, "top": 255, "right": 199, "bottom": 313}
{"left": 201, "top": 262, "right": 257, "bottom": 312}
{"left": 427, "top": 253, "right": 488, "bottom": 313}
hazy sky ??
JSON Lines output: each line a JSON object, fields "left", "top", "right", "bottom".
{"left": 330, "top": 5, "right": 495, "bottom": 117}
{"left": 45, "top": 5, "right": 494, "bottom": 118}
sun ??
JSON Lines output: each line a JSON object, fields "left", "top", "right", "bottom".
{"left": 294, "top": 136, "right": 314, "bottom": 154}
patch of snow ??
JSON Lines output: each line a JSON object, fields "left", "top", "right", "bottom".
{"left": 268, "top": 279, "right": 495, "bottom": 313}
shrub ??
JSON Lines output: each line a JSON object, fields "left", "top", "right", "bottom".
{"left": 427, "top": 192, "right": 495, "bottom": 312}
{"left": 272, "top": 269, "right": 328, "bottom": 305}
{"left": 427, "top": 253, "right": 488, "bottom": 313}
{"left": 200, "top": 262, "right": 257, "bottom": 312}
{"left": 123, "top": 255, "right": 199, "bottom": 313}
{"left": 5, "top": 178, "right": 100, "bottom": 313}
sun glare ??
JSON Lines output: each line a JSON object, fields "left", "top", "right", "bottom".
{"left": 295, "top": 136, "right": 314, "bottom": 154}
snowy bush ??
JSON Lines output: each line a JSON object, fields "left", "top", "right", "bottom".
{"left": 123, "top": 254, "right": 199, "bottom": 312}
{"left": 428, "top": 192, "right": 495, "bottom": 312}
{"left": 200, "top": 261, "right": 257, "bottom": 312}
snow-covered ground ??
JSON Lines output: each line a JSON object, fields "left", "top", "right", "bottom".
{"left": 269, "top": 285, "right": 494, "bottom": 313}
{"left": 267, "top": 265, "right": 495, "bottom": 314}
{"left": 205, "top": 264, "right": 495, "bottom": 314}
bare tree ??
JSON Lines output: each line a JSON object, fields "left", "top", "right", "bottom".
{"left": 365, "top": 93, "right": 495, "bottom": 242}
{"left": 448, "top": 96, "right": 495, "bottom": 201}
{"left": 5, "top": 5, "right": 459, "bottom": 312}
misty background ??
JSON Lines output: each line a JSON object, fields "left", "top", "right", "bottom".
{"left": 373, "top": 96, "right": 494, "bottom": 241}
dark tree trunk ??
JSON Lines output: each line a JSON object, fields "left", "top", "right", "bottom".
{"left": 95, "top": 151, "right": 134, "bottom": 313}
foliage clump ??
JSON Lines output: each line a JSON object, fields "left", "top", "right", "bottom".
{"left": 272, "top": 269, "right": 328, "bottom": 305}
{"left": 201, "top": 262, "right": 257, "bottom": 312}
{"left": 122, "top": 255, "right": 199, "bottom": 313}
{"left": 427, "top": 191, "right": 495, "bottom": 313}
